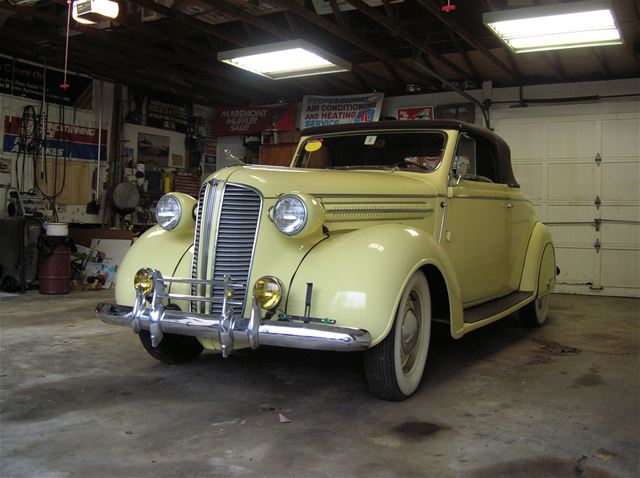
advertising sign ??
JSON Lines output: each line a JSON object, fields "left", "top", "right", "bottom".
{"left": 213, "top": 103, "right": 296, "bottom": 136}
{"left": 146, "top": 94, "right": 191, "bottom": 133}
{"left": 396, "top": 106, "right": 434, "bottom": 121}
{"left": 300, "top": 93, "right": 384, "bottom": 129}
{"left": 0, "top": 57, "right": 92, "bottom": 108}
{"left": 3, "top": 116, "right": 107, "bottom": 161}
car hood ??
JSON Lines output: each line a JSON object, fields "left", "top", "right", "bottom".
{"left": 212, "top": 165, "right": 439, "bottom": 199}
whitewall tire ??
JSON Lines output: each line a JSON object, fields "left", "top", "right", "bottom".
{"left": 364, "top": 272, "right": 431, "bottom": 401}
{"left": 519, "top": 293, "right": 549, "bottom": 327}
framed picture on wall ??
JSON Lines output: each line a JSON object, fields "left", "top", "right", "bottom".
{"left": 137, "top": 133, "right": 170, "bottom": 166}
{"left": 170, "top": 154, "right": 185, "bottom": 169}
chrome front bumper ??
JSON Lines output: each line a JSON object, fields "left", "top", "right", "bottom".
{"left": 96, "top": 269, "right": 371, "bottom": 357}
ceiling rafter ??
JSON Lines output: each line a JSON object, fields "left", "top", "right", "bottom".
{"left": 342, "top": 0, "right": 476, "bottom": 81}
{"left": 119, "top": 5, "right": 314, "bottom": 99}
{"left": 449, "top": 32, "right": 481, "bottom": 82}
{"left": 545, "top": 51, "right": 566, "bottom": 81}
{"left": 0, "top": 2, "right": 290, "bottom": 103}
{"left": 200, "top": 0, "right": 390, "bottom": 93}
{"left": 329, "top": 0, "right": 347, "bottom": 28}
{"left": 197, "top": 0, "right": 359, "bottom": 93}
{"left": 416, "top": 0, "right": 521, "bottom": 81}
{"left": 381, "top": 0, "right": 397, "bottom": 20}
{"left": 268, "top": 0, "right": 461, "bottom": 89}
{"left": 2, "top": 19, "right": 250, "bottom": 105}
{"left": 129, "top": 0, "right": 248, "bottom": 47}
{"left": 0, "top": 30, "right": 222, "bottom": 105}
{"left": 591, "top": 47, "right": 612, "bottom": 78}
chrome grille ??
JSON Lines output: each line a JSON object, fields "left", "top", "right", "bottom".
{"left": 190, "top": 182, "right": 208, "bottom": 312}
{"left": 210, "top": 184, "right": 262, "bottom": 316}
{"left": 190, "top": 181, "right": 262, "bottom": 316}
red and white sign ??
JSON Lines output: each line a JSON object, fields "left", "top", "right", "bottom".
{"left": 396, "top": 106, "right": 434, "bottom": 121}
{"left": 213, "top": 103, "right": 296, "bottom": 136}
{"left": 3, "top": 116, "right": 107, "bottom": 161}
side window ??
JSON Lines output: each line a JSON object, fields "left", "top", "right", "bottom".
{"left": 454, "top": 134, "right": 502, "bottom": 184}
{"left": 454, "top": 134, "right": 477, "bottom": 177}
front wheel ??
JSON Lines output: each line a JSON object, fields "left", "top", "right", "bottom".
{"left": 364, "top": 272, "right": 431, "bottom": 401}
{"left": 139, "top": 331, "right": 204, "bottom": 364}
{"left": 519, "top": 294, "right": 549, "bottom": 327}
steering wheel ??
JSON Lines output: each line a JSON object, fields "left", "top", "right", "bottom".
{"left": 393, "top": 160, "right": 432, "bottom": 171}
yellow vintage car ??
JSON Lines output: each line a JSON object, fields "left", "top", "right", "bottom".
{"left": 97, "top": 120, "right": 556, "bottom": 401}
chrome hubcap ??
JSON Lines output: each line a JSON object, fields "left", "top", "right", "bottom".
{"left": 400, "top": 291, "right": 422, "bottom": 374}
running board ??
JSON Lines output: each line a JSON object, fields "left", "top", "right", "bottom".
{"left": 463, "top": 291, "right": 533, "bottom": 324}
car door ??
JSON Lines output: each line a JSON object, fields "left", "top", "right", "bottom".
{"left": 442, "top": 133, "right": 514, "bottom": 305}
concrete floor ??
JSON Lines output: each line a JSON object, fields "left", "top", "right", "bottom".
{"left": 0, "top": 291, "right": 638, "bottom": 478}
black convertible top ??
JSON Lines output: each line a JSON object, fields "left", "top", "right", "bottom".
{"left": 301, "top": 120, "right": 518, "bottom": 187}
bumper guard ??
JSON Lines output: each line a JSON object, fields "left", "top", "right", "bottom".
{"left": 96, "top": 269, "right": 371, "bottom": 357}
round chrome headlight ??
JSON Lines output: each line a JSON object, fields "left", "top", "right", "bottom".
{"left": 254, "top": 276, "right": 284, "bottom": 310}
{"left": 156, "top": 194, "right": 181, "bottom": 230}
{"left": 273, "top": 194, "right": 307, "bottom": 236}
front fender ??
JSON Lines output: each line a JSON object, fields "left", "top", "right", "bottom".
{"left": 115, "top": 226, "right": 193, "bottom": 306}
{"left": 286, "top": 224, "right": 462, "bottom": 346}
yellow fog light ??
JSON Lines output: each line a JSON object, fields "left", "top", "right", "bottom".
{"left": 253, "top": 276, "right": 284, "bottom": 310}
{"left": 134, "top": 268, "right": 154, "bottom": 297}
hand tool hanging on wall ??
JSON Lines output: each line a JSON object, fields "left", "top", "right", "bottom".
{"left": 87, "top": 80, "right": 104, "bottom": 215}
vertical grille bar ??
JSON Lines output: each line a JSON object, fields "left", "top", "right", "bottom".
{"left": 210, "top": 184, "right": 262, "bottom": 316}
{"left": 190, "top": 181, "right": 262, "bottom": 317}
{"left": 191, "top": 181, "right": 217, "bottom": 313}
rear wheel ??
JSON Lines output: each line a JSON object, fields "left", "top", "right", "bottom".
{"left": 139, "top": 331, "right": 204, "bottom": 364}
{"left": 520, "top": 294, "right": 549, "bottom": 327}
{"left": 364, "top": 272, "right": 431, "bottom": 401}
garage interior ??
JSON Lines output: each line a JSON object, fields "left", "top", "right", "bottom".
{"left": 0, "top": 1, "right": 639, "bottom": 477}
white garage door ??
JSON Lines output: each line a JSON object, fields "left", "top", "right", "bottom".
{"left": 492, "top": 101, "right": 639, "bottom": 298}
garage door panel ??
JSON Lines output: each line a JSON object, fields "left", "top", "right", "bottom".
{"left": 495, "top": 122, "right": 543, "bottom": 160}
{"left": 547, "top": 163, "right": 596, "bottom": 201}
{"left": 547, "top": 205, "right": 595, "bottom": 245}
{"left": 547, "top": 120, "right": 598, "bottom": 159}
{"left": 494, "top": 105, "right": 638, "bottom": 297}
{"left": 555, "top": 247, "right": 593, "bottom": 284}
{"left": 600, "top": 206, "right": 640, "bottom": 248}
{"left": 600, "top": 250, "right": 640, "bottom": 289}
{"left": 513, "top": 163, "right": 543, "bottom": 200}
{"left": 602, "top": 118, "right": 640, "bottom": 158}
{"left": 601, "top": 162, "right": 640, "bottom": 202}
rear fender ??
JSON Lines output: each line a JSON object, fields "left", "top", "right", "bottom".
{"left": 286, "top": 224, "right": 462, "bottom": 346}
{"left": 519, "top": 222, "right": 556, "bottom": 297}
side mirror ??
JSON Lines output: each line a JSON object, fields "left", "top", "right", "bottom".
{"left": 450, "top": 156, "right": 470, "bottom": 186}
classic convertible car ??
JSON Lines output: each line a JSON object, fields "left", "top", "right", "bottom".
{"left": 97, "top": 120, "right": 556, "bottom": 401}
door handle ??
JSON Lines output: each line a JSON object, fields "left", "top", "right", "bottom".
{"left": 503, "top": 203, "right": 513, "bottom": 208}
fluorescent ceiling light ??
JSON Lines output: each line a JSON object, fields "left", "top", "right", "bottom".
{"left": 483, "top": 0, "right": 622, "bottom": 53}
{"left": 72, "top": 0, "right": 119, "bottom": 25}
{"left": 218, "top": 40, "right": 351, "bottom": 80}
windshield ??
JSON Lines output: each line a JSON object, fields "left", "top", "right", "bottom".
{"left": 294, "top": 131, "right": 446, "bottom": 172}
